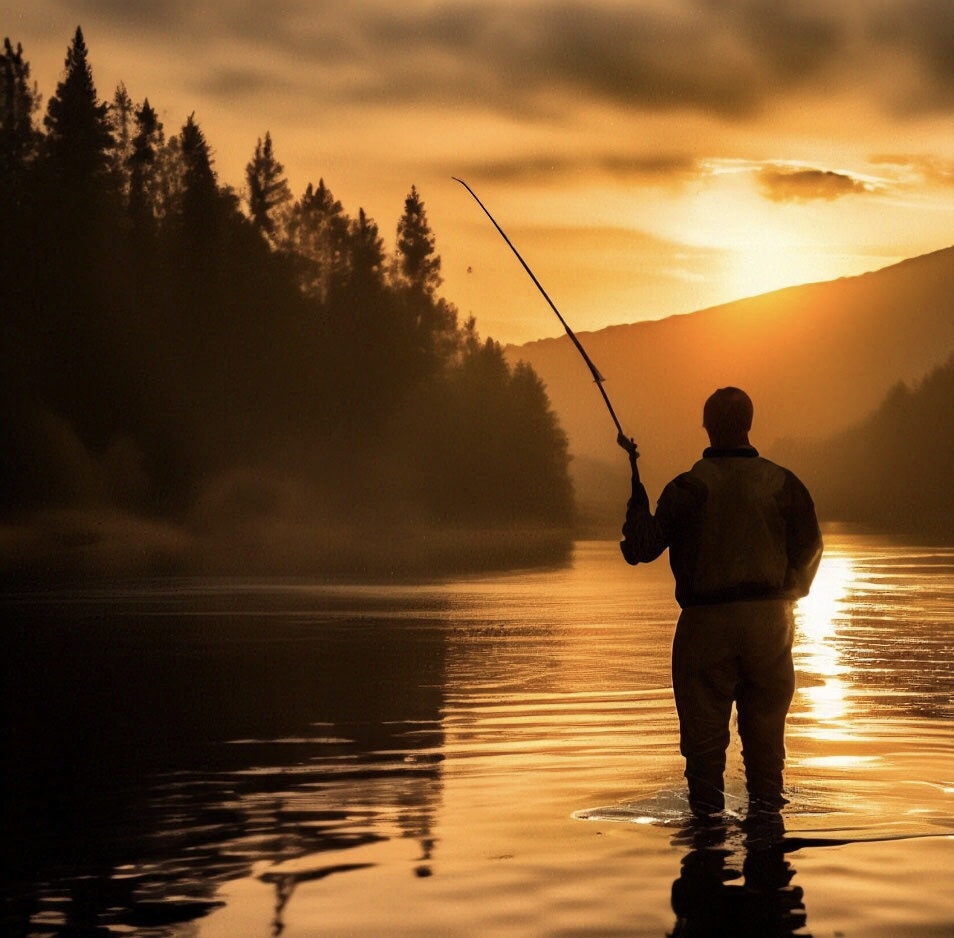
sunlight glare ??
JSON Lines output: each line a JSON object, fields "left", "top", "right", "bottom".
{"left": 724, "top": 242, "right": 824, "bottom": 301}
{"left": 799, "top": 678, "right": 850, "bottom": 723}
{"left": 797, "top": 552, "right": 854, "bottom": 641}
{"left": 794, "top": 553, "right": 856, "bottom": 724}
{"left": 662, "top": 168, "right": 851, "bottom": 304}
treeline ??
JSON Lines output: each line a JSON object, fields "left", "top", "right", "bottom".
{"left": 0, "top": 28, "right": 574, "bottom": 577}
{"left": 778, "top": 354, "right": 954, "bottom": 538}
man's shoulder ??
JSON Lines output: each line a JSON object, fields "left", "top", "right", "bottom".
{"left": 661, "top": 467, "right": 709, "bottom": 502}
{"left": 757, "top": 456, "right": 810, "bottom": 485}
{"left": 751, "top": 457, "right": 816, "bottom": 506}
{"left": 691, "top": 453, "right": 809, "bottom": 492}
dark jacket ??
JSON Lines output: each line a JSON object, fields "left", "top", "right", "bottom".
{"left": 622, "top": 447, "right": 822, "bottom": 608}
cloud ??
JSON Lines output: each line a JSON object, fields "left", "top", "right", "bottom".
{"left": 457, "top": 152, "right": 701, "bottom": 185}
{"left": 328, "top": 0, "right": 849, "bottom": 118}
{"left": 868, "top": 0, "right": 954, "bottom": 112}
{"left": 757, "top": 166, "right": 872, "bottom": 202}
{"left": 870, "top": 154, "right": 954, "bottom": 188}
{"left": 29, "top": 0, "right": 951, "bottom": 121}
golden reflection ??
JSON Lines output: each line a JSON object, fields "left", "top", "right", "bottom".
{"left": 794, "top": 552, "right": 856, "bottom": 724}
{"left": 797, "top": 754, "right": 881, "bottom": 769}
{"left": 799, "top": 679, "right": 850, "bottom": 724}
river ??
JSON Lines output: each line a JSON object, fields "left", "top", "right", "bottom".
{"left": 3, "top": 531, "right": 953, "bottom": 936}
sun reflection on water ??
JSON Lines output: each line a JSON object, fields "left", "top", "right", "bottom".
{"left": 794, "top": 552, "right": 855, "bottom": 724}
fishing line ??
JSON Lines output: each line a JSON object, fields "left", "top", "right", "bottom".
{"left": 452, "top": 177, "right": 634, "bottom": 458}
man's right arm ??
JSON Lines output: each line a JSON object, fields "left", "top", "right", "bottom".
{"left": 621, "top": 474, "right": 702, "bottom": 565}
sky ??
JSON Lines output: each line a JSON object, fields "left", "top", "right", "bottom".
{"left": 6, "top": 0, "right": 954, "bottom": 346}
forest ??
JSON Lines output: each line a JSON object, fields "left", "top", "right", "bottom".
{"left": 0, "top": 28, "right": 575, "bottom": 579}
{"left": 777, "top": 353, "right": 954, "bottom": 539}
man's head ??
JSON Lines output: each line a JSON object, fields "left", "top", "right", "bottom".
{"left": 703, "top": 387, "right": 753, "bottom": 448}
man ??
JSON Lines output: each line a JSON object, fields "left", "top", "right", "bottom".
{"left": 619, "top": 387, "right": 822, "bottom": 820}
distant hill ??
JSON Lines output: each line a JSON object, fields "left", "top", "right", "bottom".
{"left": 505, "top": 246, "right": 954, "bottom": 532}
{"left": 776, "top": 353, "right": 954, "bottom": 538}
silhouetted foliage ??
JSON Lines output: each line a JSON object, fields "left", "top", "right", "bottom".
{"left": 109, "top": 82, "right": 134, "bottom": 191}
{"left": 386, "top": 324, "right": 573, "bottom": 527}
{"left": 0, "top": 38, "right": 40, "bottom": 180}
{"left": 285, "top": 177, "right": 350, "bottom": 304}
{"left": 244, "top": 131, "right": 291, "bottom": 244}
{"left": 390, "top": 187, "right": 458, "bottom": 383}
{"left": 126, "top": 98, "right": 163, "bottom": 235}
{"left": 346, "top": 207, "right": 386, "bottom": 294}
{"left": 780, "top": 354, "right": 954, "bottom": 538}
{"left": 1, "top": 31, "right": 574, "bottom": 577}
{"left": 42, "top": 27, "right": 115, "bottom": 211}
{"left": 394, "top": 184, "right": 442, "bottom": 295}
{"left": 0, "top": 38, "right": 41, "bottom": 316}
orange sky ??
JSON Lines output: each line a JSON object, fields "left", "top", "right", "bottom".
{"left": 8, "top": 1, "right": 954, "bottom": 345}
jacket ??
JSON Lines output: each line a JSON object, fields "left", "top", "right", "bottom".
{"left": 622, "top": 447, "right": 822, "bottom": 608}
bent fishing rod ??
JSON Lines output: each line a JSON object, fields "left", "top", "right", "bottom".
{"left": 453, "top": 177, "right": 639, "bottom": 472}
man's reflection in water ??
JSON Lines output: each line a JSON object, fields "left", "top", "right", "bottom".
{"left": 668, "top": 815, "right": 810, "bottom": 938}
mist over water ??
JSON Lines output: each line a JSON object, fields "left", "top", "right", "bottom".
{"left": 3, "top": 533, "right": 953, "bottom": 937}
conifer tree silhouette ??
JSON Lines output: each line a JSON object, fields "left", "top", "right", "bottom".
{"left": 245, "top": 131, "right": 292, "bottom": 245}
{"left": 43, "top": 26, "right": 114, "bottom": 204}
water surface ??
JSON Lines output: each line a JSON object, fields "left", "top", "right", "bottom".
{"left": 4, "top": 532, "right": 953, "bottom": 936}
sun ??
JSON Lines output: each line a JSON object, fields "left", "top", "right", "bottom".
{"left": 724, "top": 236, "right": 824, "bottom": 301}
{"left": 663, "top": 167, "right": 840, "bottom": 304}
{"left": 707, "top": 192, "right": 822, "bottom": 301}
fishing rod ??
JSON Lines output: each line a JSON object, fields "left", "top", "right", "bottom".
{"left": 452, "top": 177, "right": 638, "bottom": 469}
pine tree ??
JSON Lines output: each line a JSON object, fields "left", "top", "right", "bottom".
{"left": 43, "top": 26, "right": 114, "bottom": 200}
{"left": 0, "top": 36, "right": 41, "bottom": 276}
{"left": 245, "top": 131, "right": 291, "bottom": 244}
{"left": 390, "top": 186, "right": 457, "bottom": 379}
{"left": 393, "top": 185, "right": 442, "bottom": 295}
{"left": 337, "top": 206, "right": 388, "bottom": 417}
{"left": 127, "top": 98, "right": 163, "bottom": 230}
{"left": 109, "top": 82, "right": 134, "bottom": 198}
{"left": 347, "top": 207, "right": 385, "bottom": 292}
{"left": 286, "top": 178, "right": 349, "bottom": 303}
{"left": 177, "top": 112, "right": 220, "bottom": 238}
{"left": 1, "top": 38, "right": 43, "bottom": 416}
{"left": 153, "top": 131, "right": 182, "bottom": 222}
{"left": 508, "top": 360, "right": 574, "bottom": 520}
{"left": 0, "top": 37, "right": 41, "bottom": 176}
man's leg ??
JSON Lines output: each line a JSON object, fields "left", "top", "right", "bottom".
{"left": 672, "top": 607, "right": 739, "bottom": 816}
{"left": 736, "top": 601, "right": 796, "bottom": 813}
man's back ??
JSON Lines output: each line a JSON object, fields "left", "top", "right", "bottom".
{"left": 665, "top": 452, "right": 818, "bottom": 607}
{"left": 623, "top": 446, "right": 821, "bottom": 608}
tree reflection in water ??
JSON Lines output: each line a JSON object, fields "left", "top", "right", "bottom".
{"left": 2, "top": 587, "right": 448, "bottom": 936}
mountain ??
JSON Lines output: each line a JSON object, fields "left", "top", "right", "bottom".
{"left": 776, "top": 353, "right": 954, "bottom": 537}
{"left": 505, "top": 246, "right": 954, "bottom": 532}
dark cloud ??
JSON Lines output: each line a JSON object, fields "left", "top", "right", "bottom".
{"left": 868, "top": 0, "right": 954, "bottom": 112}
{"left": 46, "top": 0, "right": 199, "bottom": 33}
{"left": 195, "top": 66, "right": 287, "bottom": 101}
{"left": 758, "top": 166, "right": 872, "bottom": 202}
{"left": 459, "top": 152, "right": 701, "bottom": 185}
{"left": 600, "top": 153, "right": 702, "bottom": 180}
{"left": 29, "top": 0, "right": 954, "bottom": 119}
{"left": 698, "top": 0, "right": 846, "bottom": 80}
{"left": 348, "top": 1, "right": 846, "bottom": 118}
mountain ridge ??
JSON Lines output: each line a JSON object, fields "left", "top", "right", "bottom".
{"left": 505, "top": 244, "right": 954, "bottom": 532}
